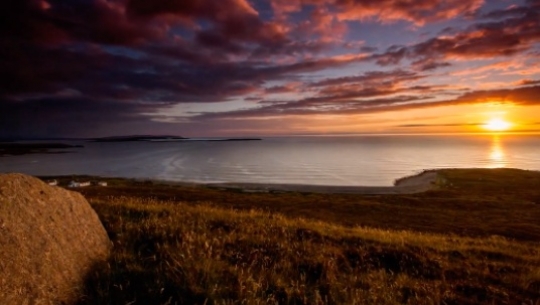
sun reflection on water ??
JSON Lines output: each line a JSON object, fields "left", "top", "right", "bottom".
{"left": 488, "top": 135, "right": 506, "bottom": 168}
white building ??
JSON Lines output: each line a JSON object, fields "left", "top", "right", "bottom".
{"left": 68, "top": 181, "right": 91, "bottom": 188}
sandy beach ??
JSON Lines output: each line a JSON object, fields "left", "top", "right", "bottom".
{"left": 205, "top": 170, "right": 439, "bottom": 194}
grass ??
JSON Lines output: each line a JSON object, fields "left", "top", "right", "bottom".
{"left": 53, "top": 168, "right": 540, "bottom": 241}
{"left": 45, "top": 168, "right": 540, "bottom": 304}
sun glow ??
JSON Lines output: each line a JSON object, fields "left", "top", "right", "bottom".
{"left": 483, "top": 118, "right": 512, "bottom": 132}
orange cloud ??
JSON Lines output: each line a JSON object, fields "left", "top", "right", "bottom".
{"left": 269, "top": 0, "right": 484, "bottom": 24}
{"left": 336, "top": 0, "right": 484, "bottom": 24}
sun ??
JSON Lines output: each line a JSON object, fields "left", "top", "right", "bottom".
{"left": 483, "top": 118, "right": 512, "bottom": 132}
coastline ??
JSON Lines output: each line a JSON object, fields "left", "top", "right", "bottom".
{"left": 48, "top": 170, "right": 439, "bottom": 195}
{"left": 204, "top": 170, "right": 439, "bottom": 194}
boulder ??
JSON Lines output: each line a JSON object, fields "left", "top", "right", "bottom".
{"left": 0, "top": 173, "right": 110, "bottom": 305}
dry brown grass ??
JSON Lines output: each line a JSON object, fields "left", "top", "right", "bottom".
{"left": 72, "top": 171, "right": 540, "bottom": 304}
{"left": 58, "top": 168, "right": 540, "bottom": 242}
{"left": 38, "top": 168, "right": 540, "bottom": 304}
{"left": 77, "top": 196, "right": 540, "bottom": 304}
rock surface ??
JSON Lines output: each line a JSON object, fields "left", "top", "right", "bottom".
{"left": 0, "top": 173, "right": 110, "bottom": 305}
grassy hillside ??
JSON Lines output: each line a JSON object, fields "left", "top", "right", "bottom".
{"left": 63, "top": 168, "right": 540, "bottom": 241}
{"left": 57, "top": 168, "right": 540, "bottom": 304}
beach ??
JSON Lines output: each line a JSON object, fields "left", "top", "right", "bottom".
{"left": 205, "top": 170, "right": 439, "bottom": 194}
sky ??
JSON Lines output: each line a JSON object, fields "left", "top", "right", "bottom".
{"left": 1, "top": 0, "right": 540, "bottom": 138}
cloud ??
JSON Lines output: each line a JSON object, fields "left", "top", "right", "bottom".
{"left": 370, "top": 1, "right": 540, "bottom": 67}
{"left": 0, "top": 0, "right": 160, "bottom": 46}
{"left": 1, "top": 0, "right": 540, "bottom": 137}
{"left": 0, "top": 96, "right": 157, "bottom": 138}
{"left": 309, "top": 69, "right": 422, "bottom": 87}
{"left": 269, "top": 0, "right": 484, "bottom": 24}
{"left": 0, "top": 0, "right": 371, "bottom": 107}
{"left": 518, "top": 79, "right": 540, "bottom": 86}
{"left": 265, "top": 82, "right": 303, "bottom": 94}
{"left": 335, "top": 0, "right": 484, "bottom": 25}
{"left": 126, "top": 0, "right": 259, "bottom": 19}
{"left": 127, "top": 0, "right": 288, "bottom": 49}
{"left": 449, "top": 85, "right": 540, "bottom": 105}
{"left": 397, "top": 123, "right": 480, "bottom": 128}
{"left": 190, "top": 85, "right": 540, "bottom": 120}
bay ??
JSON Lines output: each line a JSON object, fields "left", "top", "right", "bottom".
{"left": 1, "top": 134, "right": 539, "bottom": 186}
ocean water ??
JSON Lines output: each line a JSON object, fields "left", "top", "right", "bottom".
{"left": 1, "top": 134, "right": 539, "bottom": 186}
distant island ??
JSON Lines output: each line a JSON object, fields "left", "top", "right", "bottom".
{"left": 90, "top": 135, "right": 262, "bottom": 142}
{"left": 90, "top": 135, "right": 188, "bottom": 142}
{"left": 0, "top": 143, "right": 83, "bottom": 156}
{"left": 0, "top": 136, "right": 262, "bottom": 157}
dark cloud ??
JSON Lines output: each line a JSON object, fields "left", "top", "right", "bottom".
{"left": 126, "top": 0, "right": 257, "bottom": 19}
{"left": 127, "top": 0, "right": 288, "bottom": 50}
{"left": 265, "top": 83, "right": 301, "bottom": 94}
{"left": 450, "top": 85, "right": 540, "bottom": 105}
{"left": 518, "top": 79, "right": 540, "bottom": 86}
{"left": 412, "top": 59, "right": 451, "bottom": 71}
{"left": 0, "top": 0, "right": 367, "bottom": 106}
{"left": 0, "top": 96, "right": 155, "bottom": 138}
{"left": 310, "top": 69, "right": 422, "bottom": 88}
{"left": 479, "top": 1, "right": 536, "bottom": 20}
{"left": 370, "top": 1, "right": 540, "bottom": 67}
{"left": 192, "top": 95, "right": 430, "bottom": 121}
{"left": 191, "top": 85, "right": 540, "bottom": 120}
{"left": 0, "top": 0, "right": 159, "bottom": 46}
{"left": 1, "top": 0, "right": 540, "bottom": 137}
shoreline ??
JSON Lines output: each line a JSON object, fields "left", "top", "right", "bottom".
{"left": 43, "top": 170, "right": 440, "bottom": 195}
{"left": 204, "top": 170, "right": 439, "bottom": 194}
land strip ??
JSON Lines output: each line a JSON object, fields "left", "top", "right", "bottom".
{"left": 62, "top": 168, "right": 540, "bottom": 304}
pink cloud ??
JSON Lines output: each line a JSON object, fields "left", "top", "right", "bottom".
{"left": 269, "top": 0, "right": 484, "bottom": 25}
{"left": 370, "top": 4, "right": 540, "bottom": 70}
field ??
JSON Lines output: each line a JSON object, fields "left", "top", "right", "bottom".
{"left": 45, "top": 168, "right": 540, "bottom": 304}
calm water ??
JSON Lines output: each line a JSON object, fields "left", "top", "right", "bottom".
{"left": 1, "top": 135, "right": 539, "bottom": 186}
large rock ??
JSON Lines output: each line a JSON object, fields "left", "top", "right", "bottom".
{"left": 0, "top": 173, "right": 110, "bottom": 305}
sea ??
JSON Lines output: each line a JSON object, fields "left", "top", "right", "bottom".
{"left": 1, "top": 134, "right": 539, "bottom": 186}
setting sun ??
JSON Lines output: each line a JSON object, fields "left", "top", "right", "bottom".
{"left": 483, "top": 118, "right": 512, "bottom": 132}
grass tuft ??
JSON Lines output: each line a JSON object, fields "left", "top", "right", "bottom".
{"left": 77, "top": 194, "right": 540, "bottom": 304}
